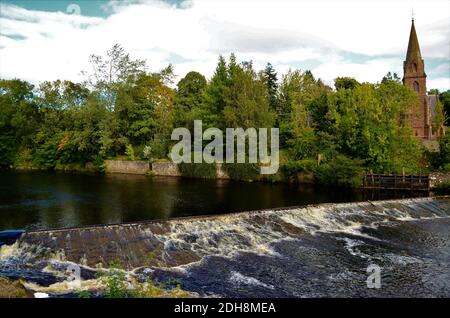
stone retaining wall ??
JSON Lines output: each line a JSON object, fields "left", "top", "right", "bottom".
{"left": 151, "top": 161, "right": 181, "bottom": 177}
{"left": 104, "top": 160, "right": 150, "bottom": 175}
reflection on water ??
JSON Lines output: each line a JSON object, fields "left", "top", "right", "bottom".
{"left": 0, "top": 170, "right": 428, "bottom": 230}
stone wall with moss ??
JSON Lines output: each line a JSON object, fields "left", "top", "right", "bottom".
{"left": 105, "top": 160, "right": 150, "bottom": 175}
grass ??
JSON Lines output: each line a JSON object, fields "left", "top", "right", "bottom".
{"left": 91, "top": 260, "right": 192, "bottom": 298}
{"left": 0, "top": 277, "right": 28, "bottom": 298}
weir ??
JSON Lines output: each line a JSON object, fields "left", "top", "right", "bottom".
{"left": 9, "top": 196, "right": 450, "bottom": 270}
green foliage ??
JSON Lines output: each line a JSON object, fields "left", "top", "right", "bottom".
{"left": 14, "top": 147, "right": 33, "bottom": 168}
{"left": 131, "top": 279, "right": 192, "bottom": 298}
{"left": 334, "top": 77, "right": 360, "bottom": 90}
{"left": 263, "top": 63, "right": 278, "bottom": 111}
{"left": 76, "top": 290, "right": 92, "bottom": 298}
{"left": 125, "top": 144, "right": 135, "bottom": 161}
{"left": 439, "top": 90, "right": 450, "bottom": 126}
{"left": 438, "top": 134, "right": 450, "bottom": 168}
{"left": 223, "top": 162, "right": 259, "bottom": 181}
{"left": 178, "top": 154, "right": 216, "bottom": 179}
{"left": 314, "top": 155, "right": 365, "bottom": 188}
{"left": 94, "top": 260, "right": 191, "bottom": 298}
{"left": 0, "top": 46, "right": 439, "bottom": 187}
{"left": 0, "top": 134, "right": 15, "bottom": 168}
{"left": 280, "top": 159, "right": 316, "bottom": 181}
{"left": 141, "top": 139, "right": 167, "bottom": 161}
{"left": 325, "top": 80, "right": 421, "bottom": 173}
{"left": 96, "top": 261, "right": 130, "bottom": 298}
{"left": 433, "top": 181, "right": 450, "bottom": 194}
{"left": 223, "top": 60, "right": 275, "bottom": 129}
{"left": 174, "top": 71, "right": 207, "bottom": 131}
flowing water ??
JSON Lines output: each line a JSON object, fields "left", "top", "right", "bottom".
{"left": 0, "top": 170, "right": 426, "bottom": 231}
{"left": 1, "top": 195, "right": 449, "bottom": 298}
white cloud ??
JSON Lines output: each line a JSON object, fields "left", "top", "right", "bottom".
{"left": 428, "top": 78, "right": 450, "bottom": 92}
{"left": 312, "top": 57, "right": 399, "bottom": 85}
{"left": 0, "top": 0, "right": 448, "bottom": 89}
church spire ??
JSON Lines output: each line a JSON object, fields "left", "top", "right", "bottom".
{"left": 405, "top": 19, "right": 422, "bottom": 63}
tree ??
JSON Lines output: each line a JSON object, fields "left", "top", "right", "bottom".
{"left": 203, "top": 56, "right": 229, "bottom": 128}
{"left": 334, "top": 77, "right": 360, "bottom": 90}
{"left": 263, "top": 63, "right": 278, "bottom": 112}
{"left": 278, "top": 69, "right": 328, "bottom": 149}
{"left": 0, "top": 79, "right": 38, "bottom": 167}
{"left": 82, "top": 44, "right": 146, "bottom": 110}
{"left": 326, "top": 79, "right": 421, "bottom": 173}
{"left": 438, "top": 90, "right": 450, "bottom": 126}
{"left": 115, "top": 73, "right": 174, "bottom": 148}
{"left": 174, "top": 71, "right": 207, "bottom": 131}
{"left": 223, "top": 59, "right": 274, "bottom": 129}
{"left": 382, "top": 72, "right": 401, "bottom": 84}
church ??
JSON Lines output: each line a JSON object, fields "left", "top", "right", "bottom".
{"left": 403, "top": 18, "right": 445, "bottom": 141}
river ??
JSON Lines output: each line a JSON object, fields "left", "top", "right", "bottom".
{"left": 2, "top": 171, "right": 449, "bottom": 298}
{"left": 0, "top": 170, "right": 426, "bottom": 231}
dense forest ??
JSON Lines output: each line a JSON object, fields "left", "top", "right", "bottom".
{"left": 1, "top": 45, "right": 449, "bottom": 186}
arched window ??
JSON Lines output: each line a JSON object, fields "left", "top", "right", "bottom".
{"left": 412, "top": 63, "right": 417, "bottom": 72}
{"left": 413, "top": 81, "right": 419, "bottom": 92}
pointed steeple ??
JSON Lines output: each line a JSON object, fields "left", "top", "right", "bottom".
{"left": 405, "top": 19, "right": 422, "bottom": 62}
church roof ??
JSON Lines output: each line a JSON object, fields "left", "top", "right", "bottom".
{"left": 406, "top": 19, "right": 422, "bottom": 62}
{"left": 428, "top": 95, "right": 438, "bottom": 116}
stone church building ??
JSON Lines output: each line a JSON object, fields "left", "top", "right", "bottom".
{"left": 403, "top": 19, "right": 445, "bottom": 141}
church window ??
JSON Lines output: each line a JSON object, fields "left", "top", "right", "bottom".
{"left": 412, "top": 63, "right": 417, "bottom": 72}
{"left": 413, "top": 81, "right": 419, "bottom": 92}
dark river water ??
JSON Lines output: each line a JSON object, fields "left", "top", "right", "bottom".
{"left": 0, "top": 171, "right": 427, "bottom": 231}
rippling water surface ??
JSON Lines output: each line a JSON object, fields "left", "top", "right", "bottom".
{"left": 1, "top": 197, "right": 449, "bottom": 297}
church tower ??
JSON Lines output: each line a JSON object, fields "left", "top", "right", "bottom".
{"left": 403, "top": 18, "right": 432, "bottom": 140}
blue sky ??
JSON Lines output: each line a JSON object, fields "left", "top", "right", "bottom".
{"left": 0, "top": 0, "right": 449, "bottom": 90}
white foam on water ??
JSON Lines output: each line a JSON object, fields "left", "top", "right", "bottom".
{"left": 229, "top": 271, "right": 274, "bottom": 290}
{"left": 385, "top": 253, "right": 423, "bottom": 265}
{"left": 340, "top": 237, "right": 372, "bottom": 259}
{"left": 152, "top": 215, "right": 285, "bottom": 262}
{"left": 4, "top": 197, "right": 449, "bottom": 296}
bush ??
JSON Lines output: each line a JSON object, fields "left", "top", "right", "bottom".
{"left": 178, "top": 153, "right": 216, "bottom": 179}
{"left": 433, "top": 181, "right": 450, "bottom": 194}
{"left": 125, "top": 144, "right": 135, "bottom": 161}
{"left": 314, "top": 154, "right": 365, "bottom": 188}
{"left": 96, "top": 261, "right": 130, "bottom": 298}
{"left": 443, "top": 163, "right": 450, "bottom": 172}
{"left": 0, "top": 134, "right": 16, "bottom": 168}
{"left": 280, "top": 159, "right": 316, "bottom": 181}
{"left": 438, "top": 134, "right": 450, "bottom": 168}
{"left": 33, "top": 136, "right": 59, "bottom": 169}
{"left": 143, "top": 139, "right": 168, "bottom": 161}
{"left": 132, "top": 279, "right": 192, "bottom": 298}
{"left": 223, "top": 162, "right": 259, "bottom": 181}
{"left": 95, "top": 261, "right": 191, "bottom": 298}
{"left": 14, "top": 147, "right": 33, "bottom": 168}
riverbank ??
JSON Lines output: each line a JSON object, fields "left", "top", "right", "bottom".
{"left": 14, "top": 159, "right": 450, "bottom": 193}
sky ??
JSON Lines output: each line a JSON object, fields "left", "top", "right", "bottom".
{"left": 0, "top": 0, "right": 449, "bottom": 90}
